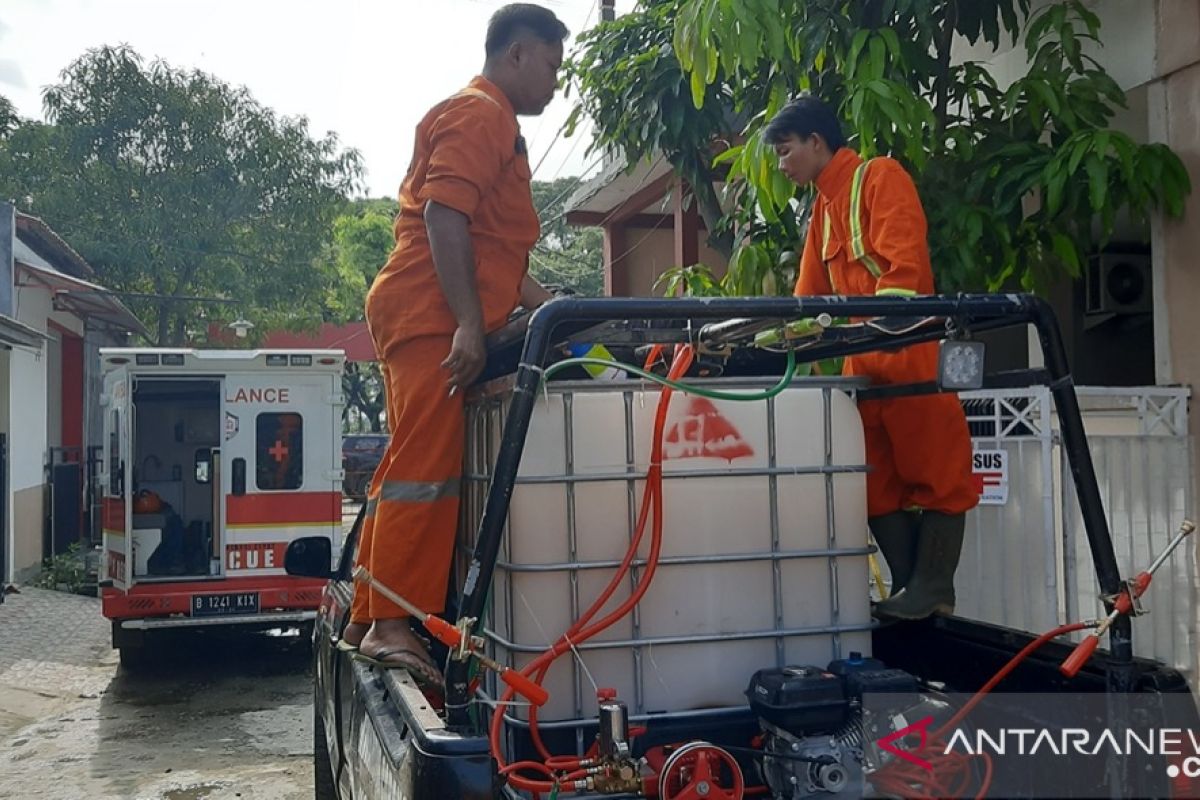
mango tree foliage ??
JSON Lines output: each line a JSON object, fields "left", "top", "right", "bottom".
{"left": 564, "top": 2, "right": 737, "bottom": 259}
{"left": 0, "top": 46, "right": 362, "bottom": 344}
{"left": 574, "top": 0, "right": 1190, "bottom": 294}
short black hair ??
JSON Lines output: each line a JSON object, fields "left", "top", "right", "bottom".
{"left": 763, "top": 95, "right": 847, "bottom": 151}
{"left": 485, "top": 4, "right": 570, "bottom": 58}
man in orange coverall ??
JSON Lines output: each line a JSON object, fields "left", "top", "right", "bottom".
{"left": 764, "top": 95, "right": 979, "bottom": 619}
{"left": 343, "top": 4, "right": 567, "bottom": 682}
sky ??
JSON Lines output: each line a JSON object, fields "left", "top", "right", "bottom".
{"left": 0, "top": 0, "right": 636, "bottom": 197}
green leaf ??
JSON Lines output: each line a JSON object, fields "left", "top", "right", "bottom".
{"left": 867, "top": 79, "right": 894, "bottom": 100}
{"left": 848, "top": 29, "right": 870, "bottom": 80}
{"left": 966, "top": 211, "right": 984, "bottom": 245}
{"left": 1066, "top": 136, "right": 1089, "bottom": 175}
{"left": 1085, "top": 153, "right": 1108, "bottom": 211}
{"left": 1030, "top": 80, "right": 1061, "bottom": 116}
{"left": 1045, "top": 168, "right": 1068, "bottom": 216}
{"left": 878, "top": 27, "right": 901, "bottom": 60}
{"left": 690, "top": 60, "right": 707, "bottom": 109}
{"left": 1050, "top": 232, "right": 1080, "bottom": 276}
{"left": 868, "top": 37, "right": 887, "bottom": 80}
{"left": 770, "top": 167, "right": 795, "bottom": 208}
{"left": 712, "top": 144, "right": 744, "bottom": 166}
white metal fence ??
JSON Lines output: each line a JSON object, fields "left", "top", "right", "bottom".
{"left": 952, "top": 385, "right": 1197, "bottom": 687}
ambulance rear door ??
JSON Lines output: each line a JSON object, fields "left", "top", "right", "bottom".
{"left": 221, "top": 362, "right": 342, "bottom": 578}
{"left": 100, "top": 365, "right": 133, "bottom": 591}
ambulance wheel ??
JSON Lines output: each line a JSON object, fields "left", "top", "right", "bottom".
{"left": 118, "top": 644, "right": 150, "bottom": 673}
{"left": 313, "top": 696, "right": 338, "bottom": 799}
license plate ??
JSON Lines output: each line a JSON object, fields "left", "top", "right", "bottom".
{"left": 191, "top": 591, "right": 260, "bottom": 617}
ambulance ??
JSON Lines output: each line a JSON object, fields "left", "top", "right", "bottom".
{"left": 98, "top": 348, "right": 346, "bottom": 668}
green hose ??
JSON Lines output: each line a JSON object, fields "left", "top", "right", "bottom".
{"left": 540, "top": 349, "right": 798, "bottom": 402}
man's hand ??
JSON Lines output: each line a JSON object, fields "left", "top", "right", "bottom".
{"left": 442, "top": 324, "right": 486, "bottom": 393}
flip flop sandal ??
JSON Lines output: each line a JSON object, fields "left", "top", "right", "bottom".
{"left": 354, "top": 648, "right": 444, "bottom": 690}
{"left": 335, "top": 639, "right": 359, "bottom": 653}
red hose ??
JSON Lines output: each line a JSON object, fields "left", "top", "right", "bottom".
{"left": 490, "top": 346, "right": 695, "bottom": 787}
{"left": 870, "top": 622, "right": 1088, "bottom": 799}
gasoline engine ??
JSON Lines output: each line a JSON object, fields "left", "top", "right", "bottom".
{"left": 575, "top": 652, "right": 955, "bottom": 800}
{"left": 745, "top": 654, "right": 954, "bottom": 799}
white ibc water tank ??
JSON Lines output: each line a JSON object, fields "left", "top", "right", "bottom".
{"left": 467, "top": 378, "right": 872, "bottom": 723}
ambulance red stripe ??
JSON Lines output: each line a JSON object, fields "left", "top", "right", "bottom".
{"left": 226, "top": 491, "right": 341, "bottom": 525}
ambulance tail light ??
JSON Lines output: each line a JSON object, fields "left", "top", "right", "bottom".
{"left": 290, "top": 354, "right": 313, "bottom": 366}
{"left": 107, "top": 356, "right": 130, "bottom": 365}
{"left": 318, "top": 357, "right": 338, "bottom": 365}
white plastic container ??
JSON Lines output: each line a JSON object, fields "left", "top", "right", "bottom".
{"left": 464, "top": 377, "right": 872, "bottom": 723}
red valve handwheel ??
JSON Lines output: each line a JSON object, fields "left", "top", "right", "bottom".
{"left": 658, "top": 741, "right": 744, "bottom": 800}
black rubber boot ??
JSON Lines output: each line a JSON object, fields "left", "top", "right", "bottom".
{"left": 868, "top": 511, "right": 919, "bottom": 596}
{"left": 872, "top": 511, "right": 965, "bottom": 620}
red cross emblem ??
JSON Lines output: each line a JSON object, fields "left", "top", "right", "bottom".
{"left": 268, "top": 439, "right": 289, "bottom": 463}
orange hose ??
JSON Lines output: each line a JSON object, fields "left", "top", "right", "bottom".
{"left": 491, "top": 346, "right": 694, "bottom": 786}
{"left": 870, "top": 622, "right": 1088, "bottom": 800}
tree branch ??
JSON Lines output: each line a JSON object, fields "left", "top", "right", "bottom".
{"left": 934, "top": 1, "right": 959, "bottom": 134}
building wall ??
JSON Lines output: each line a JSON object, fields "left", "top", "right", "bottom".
{"left": 1, "top": 347, "right": 9, "bottom": 583}
{"left": 951, "top": 0, "right": 1157, "bottom": 92}
{"left": 617, "top": 228, "right": 729, "bottom": 297}
{"left": 10, "top": 487, "right": 41, "bottom": 582}
{"left": 9, "top": 284, "right": 51, "bottom": 579}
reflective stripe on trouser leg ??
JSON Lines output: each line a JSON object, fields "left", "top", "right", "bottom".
{"left": 367, "top": 335, "right": 464, "bottom": 619}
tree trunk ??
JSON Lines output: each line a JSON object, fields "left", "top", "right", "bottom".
{"left": 171, "top": 314, "right": 186, "bottom": 347}
{"left": 690, "top": 171, "right": 733, "bottom": 260}
{"left": 155, "top": 301, "right": 171, "bottom": 347}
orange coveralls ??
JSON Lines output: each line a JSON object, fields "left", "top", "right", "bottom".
{"left": 352, "top": 76, "right": 541, "bottom": 622}
{"left": 795, "top": 148, "right": 979, "bottom": 518}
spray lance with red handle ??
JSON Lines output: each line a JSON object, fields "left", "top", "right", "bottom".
{"left": 1060, "top": 519, "right": 1195, "bottom": 678}
{"left": 352, "top": 566, "right": 549, "bottom": 707}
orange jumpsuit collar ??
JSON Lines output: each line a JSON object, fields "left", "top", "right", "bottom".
{"left": 814, "top": 147, "right": 862, "bottom": 201}
{"left": 468, "top": 75, "right": 518, "bottom": 120}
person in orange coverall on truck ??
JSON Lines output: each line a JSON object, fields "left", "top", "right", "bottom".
{"left": 765, "top": 95, "right": 979, "bottom": 619}
{"left": 341, "top": 4, "right": 567, "bottom": 684}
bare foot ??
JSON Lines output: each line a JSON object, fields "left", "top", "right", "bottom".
{"left": 357, "top": 618, "right": 439, "bottom": 671}
{"left": 340, "top": 621, "right": 369, "bottom": 648}
{"left": 359, "top": 618, "right": 439, "bottom": 676}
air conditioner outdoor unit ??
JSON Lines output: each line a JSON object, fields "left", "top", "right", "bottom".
{"left": 1085, "top": 252, "right": 1151, "bottom": 315}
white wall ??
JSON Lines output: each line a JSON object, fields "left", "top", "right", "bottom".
{"left": 951, "top": 0, "right": 1156, "bottom": 92}
{"left": 7, "top": 345, "right": 48, "bottom": 493}
{"left": 47, "top": 309, "right": 83, "bottom": 337}
{"left": 1, "top": 347, "right": 10, "bottom": 582}
{"left": 11, "top": 284, "right": 50, "bottom": 492}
